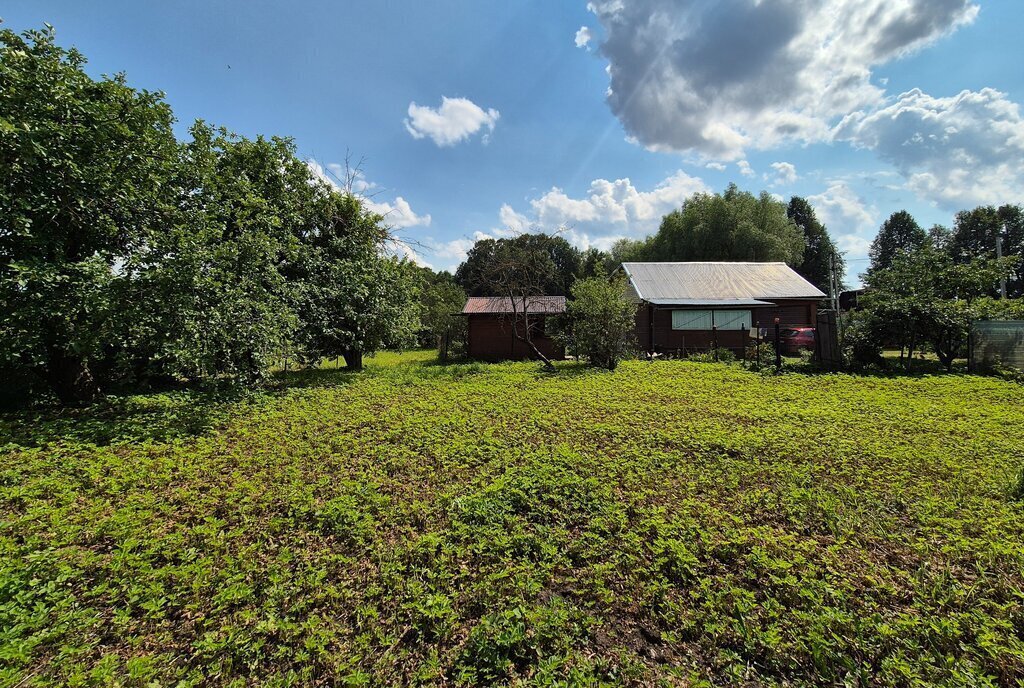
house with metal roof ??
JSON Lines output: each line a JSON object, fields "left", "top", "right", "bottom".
{"left": 461, "top": 296, "right": 566, "bottom": 361}
{"left": 619, "top": 262, "right": 826, "bottom": 355}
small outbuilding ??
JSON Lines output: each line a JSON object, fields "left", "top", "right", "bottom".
{"left": 462, "top": 296, "right": 566, "bottom": 362}
{"left": 620, "top": 262, "right": 826, "bottom": 356}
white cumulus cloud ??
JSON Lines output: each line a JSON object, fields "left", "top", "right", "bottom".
{"left": 808, "top": 181, "right": 878, "bottom": 268}
{"left": 588, "top": 0, "right": 979, "bottom": 159}
{"left": 575, "top": 26, "right": 593, "bottom": 49}
{"left": 404, "top": 96, "right": 500, "bottom": 147}
{"left": 364, "top": 196, "right": 432, "bottom": 230}
{"left": 422, "top": 170, "right": 710, "bottom": 271}
{"left": 767, "top": 161, "right": 798, "bottom": 186}
{"left": 529, "top": 171, "right": 709, "bottom": 232}
{"left": 835, "top": 87, "right": 1024, "bottom": 209}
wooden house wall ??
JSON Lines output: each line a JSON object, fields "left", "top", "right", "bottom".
{"left": 466, "top": 315, "right": 565, "bottom": 361}
{"left": 633, "top": 300, "right": 819, "bottom": 354}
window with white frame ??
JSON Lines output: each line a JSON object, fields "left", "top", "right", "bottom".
{"left": 671, "top": 309, "right": 752, "bottom": 330}
{"left": 713, "top": 310, "right": 752, "bottom": 330}
{"left": 671, "top": 310, "right": 712, "bottom": 329}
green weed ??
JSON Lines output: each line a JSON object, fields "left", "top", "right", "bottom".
{"left": 2, "top": 351, "right": 1023, "bottom": 685}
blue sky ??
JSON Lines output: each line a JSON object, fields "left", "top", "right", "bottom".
{"left": 4, "top": 1, "right": 1023, "bottom": 282}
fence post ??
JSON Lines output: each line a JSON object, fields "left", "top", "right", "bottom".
{"left": 774, "top": 318, "right": 782, "bottom": 371}
{"left": 967, "top": 324, "right": 973, "bottom": 373}
{"left": 755, "top": 322, "right": 761, "bottom": 372}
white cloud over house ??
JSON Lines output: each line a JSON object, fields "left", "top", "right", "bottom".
{"left": 404, "top": 96, "right": 500, "bottom": 147}
{"left": 421, "top": 170, "right": 709, "bottom": 271}
{"left": 527, "top": 170, "right": 709, "bottom": 232}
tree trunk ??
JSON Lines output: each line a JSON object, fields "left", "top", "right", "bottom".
{"left": 343, "top": 348, "right": 363, "bottom": 371}
{"left": 45, "top": 346, "right": 99, "bottom": 405}
{"left": 935, "top": 332, "right": 956, "bottom": 372}
{"left": 438, "top": 332, "right": 449, "bottom": 364}
{"left": 513, "top": 314, "right": 555, "bottom": 371}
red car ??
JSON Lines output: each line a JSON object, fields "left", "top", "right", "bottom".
{"left": 778, "top": 326, "right": 816, "bottom": 355}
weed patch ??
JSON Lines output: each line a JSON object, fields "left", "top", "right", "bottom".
{"left": 2, "top": 352, "right": 1024, "bottom": 685}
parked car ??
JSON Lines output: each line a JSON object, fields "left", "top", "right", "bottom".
{"left": 779, "top": 326, "right": 815, "bottom": 355}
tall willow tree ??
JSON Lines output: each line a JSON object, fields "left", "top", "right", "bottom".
{"left": 636, "top": 184, "right": 805, "bottom": 265}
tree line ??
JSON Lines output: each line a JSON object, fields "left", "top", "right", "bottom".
{"left": 1, "top": 27, "right": 434, "bottom": 405}
{"left": 6, "top": 26, "right": 1018, "bottom": 403}
{"left": 848, "top": 206, "right": 1023, "bottom": 371}
{"left": 455, "top": 184, "right": 844, "bottom": 299}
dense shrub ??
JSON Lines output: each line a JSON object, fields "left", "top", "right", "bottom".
{"left": 564, "top": 272, "right": 637, "bottom": 370}
{"left": 688, "top": 347, "right": 736, "bottom": 363}
{"left": 841, "top": 311, "right": 886, "bottom": 369}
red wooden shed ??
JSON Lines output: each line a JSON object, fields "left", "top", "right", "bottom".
{"left": 462, "top": 296, "right": 566, "bottom": 362}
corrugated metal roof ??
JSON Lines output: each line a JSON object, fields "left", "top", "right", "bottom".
{"left": 461, "top": 296, "right": 566, "bottom": 315}
{"left": 646, "top": 298, "right": 776, "bottom": 307}
{"left": 621, "top": 262, "right": 826, "bottom": 302}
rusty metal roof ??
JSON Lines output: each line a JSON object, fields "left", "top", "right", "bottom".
{"left": 621, "top": 262, "right": 826, "bottom": 302}
{"left": 461, "top": 296, "right": 567, "bottom": 315}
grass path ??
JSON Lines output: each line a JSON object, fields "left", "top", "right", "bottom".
{"left": 2, "top": 353, "right": 1023, "bottom": 685}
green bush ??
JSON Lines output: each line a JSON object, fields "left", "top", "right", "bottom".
{"left": 564, "top": 272, "right": 637, "bottom": 370}
{"left": 689, "top": 347, "right": 736, "bottom": 363}
{"left": 743, "top": 341, "right": 777, "bottom": 370}
{"left": 841, "top": 311, "right": 886, "bottom": 369}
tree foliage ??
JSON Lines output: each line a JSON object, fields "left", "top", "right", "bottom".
{"left": 627, "top": 184, "right": 805, "bottom": 265}
{"left": 0, "top": 26, "right": 417, "bottom": 403}
{"left": 950, "top": 204, "right": 1024, "bottom": 297}
{"left": 867, "top": 210, "right": 927, "bottom": 277}
{"left": 0, "top": 26, "right": 178, "bottom": 403}
{"left": 787, "top": 196, "right": 843, "bottom": 293}
{"left": 417, "top": 273, "right": 467, "bottom": 363}
{"left": 565, "top": 271, "right": 637, "bottom": 370}
{"left": 863, "top": 239, "right": 1020, "bottom": 370}
{"left": 456, "top": 233, "right": 581, "bottom": 297}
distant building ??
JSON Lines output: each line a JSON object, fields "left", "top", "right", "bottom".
{"left": 839, "top": 288, "right": 867, "bottom": 311}
{"left": 619, "top": 262, "right": 826, "bottom": 355}
{"left": 462, "top": 296, "right": 566, "bottom": 361}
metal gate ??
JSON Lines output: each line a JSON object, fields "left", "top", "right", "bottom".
{"left": 969, "top": 320, "right": 1024, "bottom": 372}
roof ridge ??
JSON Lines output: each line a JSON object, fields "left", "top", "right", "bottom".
{"left": 621, "top": 261, "right": 787, "bottom": 265}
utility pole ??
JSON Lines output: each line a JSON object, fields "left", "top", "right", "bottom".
{"left": 997, "top": 225, "right": 1007, "bottom": 300}
{"left": 829, "top": 253, "right": 839, "bottom": 312}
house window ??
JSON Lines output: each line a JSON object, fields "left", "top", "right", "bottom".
{"left": 713, "top": 310, "right": 751, "bottom": 330}
{"left": 671, "top": 310, "right": 712, "bottom": 330}
{"left": 671, "top": 309, "right": 752, "bottom": 330}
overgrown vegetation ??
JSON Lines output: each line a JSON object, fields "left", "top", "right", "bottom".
{"left": 0, "top": 27, "right": 421, "bottom": 404}
{"left": 3, "top": 352, "right": 1023, "bottom": 686}
{"left": 563, "top": 271, "right": 636, "bottom": 370}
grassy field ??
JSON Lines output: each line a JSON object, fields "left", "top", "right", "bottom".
{"left": 2, "top": 352, "right": 1024, "bottom": 686}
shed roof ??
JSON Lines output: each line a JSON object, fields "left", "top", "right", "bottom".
{"left": 461, "top": 296, "right": 566, "bottom": 315}
{"left": 621, "top": 262, "right": 825, "bottom": 303}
